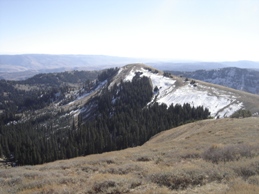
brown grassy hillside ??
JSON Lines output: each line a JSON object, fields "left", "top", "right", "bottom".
{"left": 1, "top": 117, "right": 259, "bottom": 194}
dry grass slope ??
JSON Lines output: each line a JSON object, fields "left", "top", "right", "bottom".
{"left": 1, "top": 117, "right": 259, "bottom": 194}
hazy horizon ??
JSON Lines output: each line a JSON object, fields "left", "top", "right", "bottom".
{"left": 1, "top": 53, "right": 259, "bottom": 63}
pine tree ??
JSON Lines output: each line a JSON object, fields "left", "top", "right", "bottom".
{"left": 0, "top": 144, "right": 3, "bottom": 158}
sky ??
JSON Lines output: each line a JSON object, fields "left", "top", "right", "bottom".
{"left": 0, "top": 0, "right": 259, "bottom": 61}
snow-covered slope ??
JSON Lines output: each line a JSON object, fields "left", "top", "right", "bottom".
{"left": 113, "top": 64, "right": 249, "bottom": 118}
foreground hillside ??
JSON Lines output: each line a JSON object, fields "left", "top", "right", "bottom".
{"left": 1, "top": 117, "right": 259, "bottom": 194}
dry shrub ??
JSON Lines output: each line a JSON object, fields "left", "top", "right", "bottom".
{"left": 18, "top": 179, "right": 53, "bottom": 192}
{"left": 81, "top": 165, "right": 98, "bottom": 173}
{"left": 181, "top": 152, "right": 200, "bottom": 159}
{"left": 99, "top": 158, "right": 116, "bottom": 164}
{"left": 0, "top": 177, "right": 5, "bottom": 186}
{"left": 91, "top": 179, "right": 141, "bottom": 194}
{"left": 226, "top": 179, "right": 259, "bottom": 194}
{"left": 149, "top": 165, "right": 223, "bottom": 190}
{"left": 57, "top": 177, "right": 77, "bottom": 185}
{"left": 202, "top": 143, "right": 257, "bottom": 164}
{"left": 104, "top": 163, "right": 142, "bottom": 175}
{"left": 92, "top": 180, "right": 117, "bottom": 193}
{"left": 140, "top": 186, "right": 172, "bottom": 194}
{"left": 231, "top": 158, "right": 259, "bottom": 179}
{"left": 136, "top": 156, "right": 152, "bottom": 162}
{"left": 248, "top": 175, "right": 259, "bottom": 186}
{"left": 88, "top": 158, "right": 116, "bottom": 166}
{"left": 202, "top": 144, "right": 224, "bottom": 163}
{"left": 23, "top": 171, "right": 43, "bottom": 180}
{"left": 6, "top": 176, "right": 22, "bottom": 186}
{"left": 89, "top": 174, "right": 142, "bottom": 194}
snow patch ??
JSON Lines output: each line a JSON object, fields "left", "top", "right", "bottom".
{"left": 117, "top": 67, "right": 123, "bottom": 75}
{"left": 217, "top": 102, "right": 243, "bottom": 118}
{"left": 156, "top": 84, "right": 243, "bottom": 117}
{"left": 124, "top": 68, "right": 137, "bottom": 82}
{"left": 68, "top": 80, "right": 107, "bottom": 105}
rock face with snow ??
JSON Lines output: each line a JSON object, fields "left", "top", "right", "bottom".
{"left": 173, "top": 67, "right": 259, "bottom": 95}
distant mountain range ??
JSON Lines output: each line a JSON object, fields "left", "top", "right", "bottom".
{"left": 0, "top": 54, "right": 147, "bottom": 80}
{"left": 148, "top": 60, "right": 259, "bottom": 71}
{"left": 172, "top": 67, "right": 259, "bottom": 95}
{"left": 1, "top": 54, "right": 259, "bottom": 80}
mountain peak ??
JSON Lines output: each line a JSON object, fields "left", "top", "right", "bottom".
{"left": 107, "top": 64, "right": 259, "bottom": 118}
